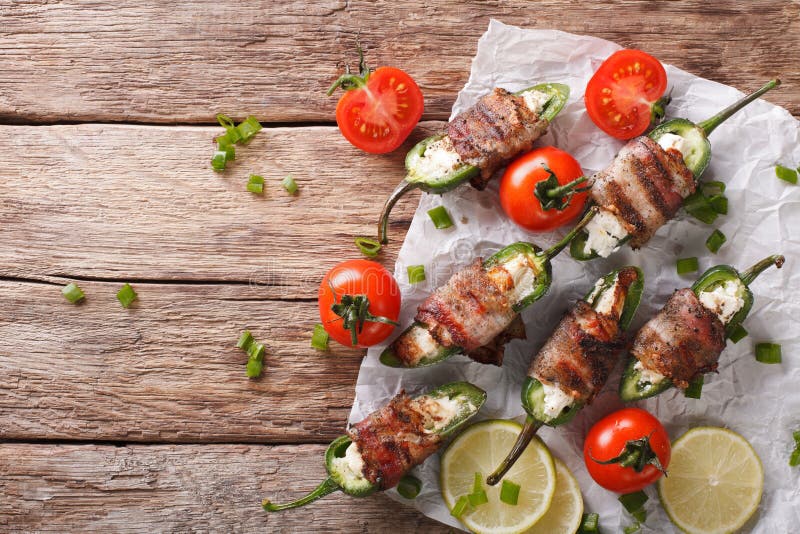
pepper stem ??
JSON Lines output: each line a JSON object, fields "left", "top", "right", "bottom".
{"left": 378, "top": 179, "right": 419, "bottom": 244}
{"left": 262, "top": 476, "right": 340, "bottom": 512}
{"left": 697, "top": 79, "right": 780, "bottom": 136}
{"left": 486, "top": 416, "right": 543, "bottom": 486}
{"left": 541, "top": 206, "right": 598, "bottom": 260}
{"left": 740, "top": 254, "right": 785, "bottom": 287}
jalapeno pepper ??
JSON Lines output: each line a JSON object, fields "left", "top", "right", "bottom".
{"left": 486, "top": 266, "right": 645, "bottom": 485}
{"left": 379, "top": 208, "right": 597, "bottom": 368}
{"left": 570, "top": 79, "right": 781, "bottom": 261}
{"left": 618, "top": 254, "right": 784, "bottom": 402}
{"left": 378, "top": 83, "right": 570, "bottom": 244}
{"left": 262, "top": 381, "right": 486, "bottom": 512}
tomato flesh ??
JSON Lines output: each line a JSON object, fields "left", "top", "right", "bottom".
{"left": 318, "top": 259, "right": 401, "bottom": 348}
{"left": 583, "top": 407, "right": 671, "bottom": 493}
{"left": 499, "top": 146, "right": 587, "bottom": 232}
{"left": 585, "top": 49, "right": 667, "bottom": 140}
{"left": 336, "top": 67, "right": 424, "bottom": 154}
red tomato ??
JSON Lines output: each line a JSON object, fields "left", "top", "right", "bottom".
{"left": 499, "top": 146, "right": 588, "bottom": 232}
{"left": 334, "top": 66, "right": 424, "bottom": 154}
{"left": 585, "top": 49, "right": 668, "bottom": 140}
{"left": 318, "top": 260, "right": 401, "bottom": 348}
{"left": 583, "top": 408, "right": 671, "bottom": 493}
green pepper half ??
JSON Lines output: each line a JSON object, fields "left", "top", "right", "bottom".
{"left": 618, "top": 254, "right": 784, "bottom": 402}
{"left": 378, "top": 82, "right": 570, "bottom": 244}
{"left": 262, "top": 381, "right": 486, "bottom": 511}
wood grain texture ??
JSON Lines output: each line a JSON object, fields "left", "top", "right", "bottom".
{"left": 0, "top": 443, "right": 447, "bottom": 533}
{"left": 0, "top": 122, "right": 437, "bottom": 292}
{"left": 0, "top": 0, "right": 797, "bottom": 124}
{"left": 0, "top": 278, "right": 375, "bottom": 443}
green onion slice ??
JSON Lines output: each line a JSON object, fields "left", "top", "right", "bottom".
{"left": 578, "top": 512, "right": 599, "bottom": 533}
{"left": 427, "top": 205, "right": 454, "bottom": 229}
{"left": 676, "top": 257, "right": 699, "bottom": 275}
{"left": 790, "top": 447, "right": 800, "bottom": 467}
{"left": 236, "top": 116, "right": 263, "bottom": 144}
{"left": 684, "top": 375, "right": 704, "bottom": 399}
{"left": 407, "top": 265, "right": 426, "bottom": 284}
{"left": 705, "top": 229, "right": 726, "bottom": 254}
{"left": 396, "top": 474, "right": 422, "bottom": 500}
{"left": 237, "top": 330, "right": 254, "bottom": 351}
{"left": 220, "top": 143, "right": 235, "bottom": 161}
{"left": 623, "top": 524, "right": 642, "bottom": 534}
{"left": 618, "top": 491, "right": 648, "bottom": 515}
{"left": 794, "top": 430, "right": 800, "bottom": 445}
{"left": 776, "top": 164, "right": 798, "bottom": 185}
{"left": 246, "top": 358, "right": 263, "bottom": 378}
{"left": 728, "top": 324, "right": 748, "bottom": 344}
{"left": 61, "top": 283, "right": 85, "bottom": 304}
{"left": 472, "top": 472, "right": 483, "bottom": 494}
{"left": 282, "top": 175, "right": 298, "bottom": 195}
{"left": 467, "top": 489, "right": 488, "bottom": 507}
{"left": 247, "top": 174, "right": 265, "bottom": 194}
{"left": 683, "top": 191, "right": 718, "bottom": 225}
{"left": 755, "top": 342, "right": 782, "bottom": 364}
{"left": 311, "top": 324, "right": 329, "bottom": 351}
{"left": 211, "top": 150, "right": 228, "bottom": 171}
{"left": 217, "top": 114, "right": 236, "bottom": 130}
{"left": 116, "top": 283, "right": 138, "bottom": 308}
{"left": 500, "top": 479, "right": 520, "bottom": 506}
{"left": 709, "top": 194, "right": 728, "bottom": 215}
{"left": 354, "top": 237, "right": 381, "bottom": 258}
{"left": 248, "top": 342, "right": 266, "bottom": 361}
{"left": 450, "top": 495, "right": 470, "bottom": 518}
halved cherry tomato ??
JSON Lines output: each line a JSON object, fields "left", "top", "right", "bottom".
{"left": 583, "top": 407, "right": 671, "bottom": 493}
{"left": 318, "top": 259, "right": 401, "bottom": 348}
{"left": 499, "top": 146, "right": 588, "bottom": 232}
{"left": 585, "top": 49, "right": 668, "bottom": 140}
{"left": 331, "top": 66, "right": 424, "bottom": 154}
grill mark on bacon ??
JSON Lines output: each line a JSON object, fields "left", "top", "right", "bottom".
{"left": 631, "top": 155, "right": 671, "bottom": 220}
{"left": 631, "top": 288, "right": 726, "bottom": 389}
{"left": 349, "top": 392, "right": 442, "bottom": 489}
{"left": 604, "top": 180, "right": 648, "bottom": 238}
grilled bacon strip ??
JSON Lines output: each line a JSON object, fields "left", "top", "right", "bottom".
{"left": 590, "top": 136, "right": 694, "bottom": 248}
{"left": 530, "top": 266, "right": 640, "bottom": 403}
{"left": 631, "top": 288, "right": 726, "bottom": 389}
{"left": 448, "top": 88, "right": 549, "bottom": 189}
{"left": 348, "top": 392, "right": 442, "bottom": 489}
{"left": 466, "top": 315, "right": 526, "bottom": 366}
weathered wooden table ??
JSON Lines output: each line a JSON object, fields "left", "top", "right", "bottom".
{"left": 1, "top": 1, "right": 797, "bottom": 531}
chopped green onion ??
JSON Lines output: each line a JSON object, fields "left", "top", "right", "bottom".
{"left": 248, "top": 342, "right": 265, "bottom": 361}
{"left": 217, "top": 113, "right": 237, "bottom": 131}
{"left": 794, "top": 430, "right": 800, "bottom": 445}
{"left": 705, "top": 229, "right": 726, "bottom": 254}
{"left": 676, "top": 257, "right": 699, "bottom": 275}
{"left": 578, "top": 512, "right": 599, "bottom": 533}
{"left": 450, "top": 495, "right": 471, "bottom": 519}
{"left": 500, "top": 479, "right": 520, "bottom": 506}
{"left": 684, "top": 375, "right": 704, "bottom": 399}
{"left": 776, "top": 164, "right": 798, "bottom": 185}
{"left": 729, "top": 324, "right": 748, "bottom": 344}
{"left": 246, "top": 342, "right": 265, "bottom": 378}
{"left": 61, "top": 283, "right": 85, "bottom": 304}
{"left": 246, "top": 358, "right": 263, "bottom": 378}
{"left": 468, "top": 489, "right": 488, "bottom": 507}
{"left": 237, "top": 330, "right": 254, "bottom": 351}
{"left": 619, "top": 491, "right": 648, "bottom": 516}
{"left": 216, "top": 129, "right": 242, "bottom": 147}
{"left": 396, "top": 474, "right": 422, "bottom": 499}
{"left": 354, "top": 237, "right": 381, "bottom": 258}
{"left": 755, "top": 342, "right": 782, "bottom": 364}
{"left": 211, "top": 150, "right": 228, "bottom": 171}
{"left": 311, "top": 324, "right": 329, "bottom": 351}
{"left": 116, "top": 283, "right": 137, "bottom": 308}
{"left": 282, "top": 175, "right": 298, "bottom": 195}
{"left": 427, "top": 205, "right": 454, "bottom": 230}
{"left": 701, "top": 180, "right": 726, "bottom": 196}
{"left": 709, "top": 194, "right": 728, "bottom": 215}
{"left": 683, "top": 191, "right": 718, "bottom": 224}
{"left": 219, "top": 143, "right": 235, "bottom": 161}
{"left": 247, "top": 174, "right": 265, "bottom": 194}
{"left": 624, "top": 523, "right": 642, "bottom": 534}
{"left": 407, "top": 265, "right": 426, "bottom": 284}
{"left": 791, "top": 448, "right": 800, "bottom": 467}
{"left": 236, "top": 116, "right": 263, "bottom": 144}
{"left": 472, "top": 472, "right": 483, "bottom": 494}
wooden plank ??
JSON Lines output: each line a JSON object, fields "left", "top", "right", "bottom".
{"left": 0, "top": 122, "right": 436, "bottom": 293}
{"left": 0, "top": 442, "right": 447, "bottom": 532}
{"left": 0, "top": 0, "right": 797, "bottom": 124}
{"left": 0, "top": 279, "right": 367, "bottom": 443}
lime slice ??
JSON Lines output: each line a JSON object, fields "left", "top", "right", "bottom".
{"left": 658, "top": 426, "right": 763, "bottom": 534}
{"left": 440, "top": 419, "right": 556, "bottom": 534}
{"left": 524, "top": 458, "right": 583, "bottom": 534}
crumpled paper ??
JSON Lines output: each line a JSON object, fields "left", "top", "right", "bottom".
{"left": 350, "top": 20, "right": 800, "bottom": 532}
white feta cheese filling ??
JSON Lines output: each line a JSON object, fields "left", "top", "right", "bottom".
{"left": 541, "top": 382, "right": 575, "bottom": 419}
{"left": 583, "top": 209, "right": 629, "bottom": 257}
{"left": 417, "top": 136, "right": 463, "bottom": 179}
{"left": 634, "top": 360, "right": 667, "bottom": 386}
{"left": 412, "top": 395, "right": 471, "bottom": 433}
{"left": 410, "top": 325, "right": 440, "bottom": 355}
{"left": 591, "top": 274, "right": 619, "bottom": 315}
{"left": 698, "top": 279, "right": 746, "bottom": 324}
{"left": 331, "top": 443, "right": 367, "bottom": 482}
{"left": 501, "top": 254, "right": 538, "bottom": 304}
{"left": 657, "top": 133, "right": 688, "bottom": 156}
{"left": 519, "top": 89, "right": 550, "bottom": 116}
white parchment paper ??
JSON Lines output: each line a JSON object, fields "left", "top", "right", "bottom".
{"left": 350, "top": 20, "right": 800, "bottom": 532}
